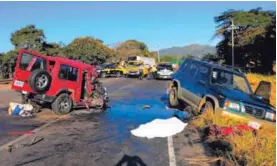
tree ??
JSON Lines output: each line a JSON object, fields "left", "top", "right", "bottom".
{"left": 116, "top": 40, "right": 153, "bottom": 58}
{"left": 10, "top": 25, "right": 45, "bottom": 51}
{"left": 65, "top": 37, "right": 114, "bottom": 64}
{"left": 214, "top": 8, "right": 275, "bottom": 73}
{"left": 202, "top": 53, "right": 218, "bottom": 60}
{"left": 41, "top": 42, "right": 65, "bottom": 56}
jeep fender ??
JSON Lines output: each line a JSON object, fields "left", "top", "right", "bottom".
{"left": 55, "top": 89, "right": 72, "bottom": 97}
{"left": 198, "top": 94, "right": 219, "bottom": 113}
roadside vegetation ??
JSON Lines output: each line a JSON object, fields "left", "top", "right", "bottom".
{"left": 192, "top": 73, "right": 276, "bottom": 166}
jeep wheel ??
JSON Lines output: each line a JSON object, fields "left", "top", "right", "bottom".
{"left": 51, "top": 93, "right": 73, "bottom": 115}
{"left": 169, "top": 87, "right": 179, "bottom": 107}
{"left": 29, "top": 69, "right": 51, "bottom": 93}
{"left": 116, "top": 72, "right": 121, "bottom": 77}
{"left": 100, "top": 72, "right": 106, "bottom": 78}
{"left": 201, "top": 101, "right": 214, "bottom": 114}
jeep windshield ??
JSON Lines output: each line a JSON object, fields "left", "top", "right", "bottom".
{"left": 211, "top": 68, "right": 252, "bottom": 94}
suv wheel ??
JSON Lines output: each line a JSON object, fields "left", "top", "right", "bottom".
{"left": 51, "top": 93, "right": 73, "bottom": 115}
{"left": 201, "top": 101, "right": 214, "bottom": 114}
{"left": 169, "top": 87, "right": 179, "bottom": 107}
{"left": 29, "top": 69, "right": 52, "bottom": 93}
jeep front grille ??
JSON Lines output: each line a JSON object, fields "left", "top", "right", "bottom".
{"left": 244, "top": 105, "right": 265, "bottom": 118}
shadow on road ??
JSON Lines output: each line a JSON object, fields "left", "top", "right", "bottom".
{"left": 115, "top": 155, "right": 147, "bottom": 166}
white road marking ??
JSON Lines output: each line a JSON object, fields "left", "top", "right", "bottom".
{"left": 168, "top": 136, "right": 177, "bottom": 166}
{"left": 0, "top": 118, "right": 60, "bottom": 151}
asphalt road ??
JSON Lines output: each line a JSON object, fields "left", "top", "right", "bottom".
{"left": 0, "top": 78, "right": 209, "bottom": 166}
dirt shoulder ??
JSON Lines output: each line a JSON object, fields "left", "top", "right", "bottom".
{"left": 0, "top": 83, "right": 11, "bottom": 90}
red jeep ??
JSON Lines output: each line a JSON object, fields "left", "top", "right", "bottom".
{"left": 11, "top": 49, "right": 108, "bottom": 115}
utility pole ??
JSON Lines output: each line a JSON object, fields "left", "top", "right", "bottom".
{"left": 157, "top": 49, "right": 160, "bottom": 63}
{"left": 228, "top": 19, "right": 238, "bottom": 68}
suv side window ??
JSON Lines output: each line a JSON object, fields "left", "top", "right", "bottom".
{"left": 195, "top": 65, "right": 209, "bottom": 82}
{"left": 59, "top": 64, "right": 78, "bottom": 81}
{"left": 180, "top": 61, "right": 189, "bottom": 72}
{"left": 189, "top": 63, "right": 198, "bottom": 78}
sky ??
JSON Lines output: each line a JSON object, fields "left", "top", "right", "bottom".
{"left": 0, "top": 1, "right": 275, "bottom": 52}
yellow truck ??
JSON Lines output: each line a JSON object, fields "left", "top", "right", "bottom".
{"left": 125, "top": 56, "right": 156, "bottom": 79}
{"left": 99, "top": 62, "right": 128, "bottom": 78}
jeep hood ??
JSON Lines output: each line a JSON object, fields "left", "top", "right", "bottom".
{"left": 214, "top": 86, "right": 274, "bottom": 109}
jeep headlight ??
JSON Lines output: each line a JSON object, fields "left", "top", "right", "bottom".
{"left": 224, "top": 100, "right": 240, "bottom": 111}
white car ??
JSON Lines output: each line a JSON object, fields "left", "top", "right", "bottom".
{"left": 156, "top": 63, "right": 174, "bottom": 80}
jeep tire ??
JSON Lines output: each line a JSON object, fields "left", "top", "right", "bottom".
{"left": 29, "top": 69, "right": 51, "bottom": 93}
{"left": 169, "top": 87, "right": 179, "bottom": 107}
{"left": 51, "top": 93, "right": 73, "bottom": 115}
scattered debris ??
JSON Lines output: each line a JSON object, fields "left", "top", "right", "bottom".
{"left": 208, "top": 124, "right": 255, "bottom": 137}
{"left": 131, "top": 117, "right": 187, "bottom": 139}
{"left": 8, "top": 102, "right": 34, "bottom": 117}
{"left": 22, "top": 136, "right": 44, "bottom": 147}
{"left": 5, "top": 136, "right": 44, "bottom": 152}
{"left": 142, "top": 105, "right": 150, "bottom": 109}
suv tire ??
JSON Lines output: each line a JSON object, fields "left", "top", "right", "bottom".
{"left": 29, "top": 69, "right": 51, "bottom": 93}
{"left": 51, "top": 93, "right": 73, "bottom": 115}
{"left": 169, "top": 87, "right": 179, "bottom": 107}
{"left": 201, "top": 101, "right": 214, "bottom": 114}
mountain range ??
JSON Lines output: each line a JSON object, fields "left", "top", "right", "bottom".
{"left": 158, "top": 44, "right": 216, "bottom": 58}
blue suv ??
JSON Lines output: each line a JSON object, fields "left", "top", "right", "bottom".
{"left": 169, "top": 58, "right": 276, "bottom": 123}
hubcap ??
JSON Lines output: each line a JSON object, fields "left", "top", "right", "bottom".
{"left": 35, "top": 74, "right": 48, "bottom": 88}
{"left": 59, "top": 97, "right": 70, "bottom": 112}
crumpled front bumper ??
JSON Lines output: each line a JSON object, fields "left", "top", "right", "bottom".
{"left": 215, "top": 107, "right": 276, "bottom": 126}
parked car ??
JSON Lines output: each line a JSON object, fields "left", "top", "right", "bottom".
{"left": 99, "top": 62, "right": 128, "bottom": 78}
{"left": 156, "top": 63, "right": 174, "bottom": 80}
{"left": 96, "top": 64, "right": 107, "bottom": 76}
{"left": 169, "top": 58, "right": 276, "bottom": 123}
{"left": 11, "top": 49, "right": 108, "bottom": 115}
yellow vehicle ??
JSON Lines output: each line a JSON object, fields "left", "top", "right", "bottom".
{"left": 99, "top": 62, "right": 128, "bottom": 78}
{"left": 125, "top": 60, "right": 151, "bottom": 79}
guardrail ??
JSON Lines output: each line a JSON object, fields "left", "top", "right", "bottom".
{"left": 0, "top": 79, "right": 12, "bottom": 84}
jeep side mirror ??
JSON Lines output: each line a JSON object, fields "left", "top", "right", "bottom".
{"left": 254, "top": 81, "right": 271, "bottom": 104}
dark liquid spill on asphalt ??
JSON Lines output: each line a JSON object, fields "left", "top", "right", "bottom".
{"left": 84, "top": 87, "right": 189, "bottom": 145}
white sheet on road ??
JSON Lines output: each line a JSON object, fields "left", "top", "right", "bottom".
{"left": 131, "top": 117, "right": 188, "bottom": 139}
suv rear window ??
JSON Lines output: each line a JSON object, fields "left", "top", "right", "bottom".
{"left": 59, "top": 64, "right": 78, "bottom": 81}
{"left": 20, "top": 53, "right": 46, "bottom": 71}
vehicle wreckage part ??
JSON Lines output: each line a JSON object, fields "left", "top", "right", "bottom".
{"left": 29, "top": 69, "right": 52, "bottom": 93}
{"left": 51, "top": 93, "right": 73, "bottom": 115}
